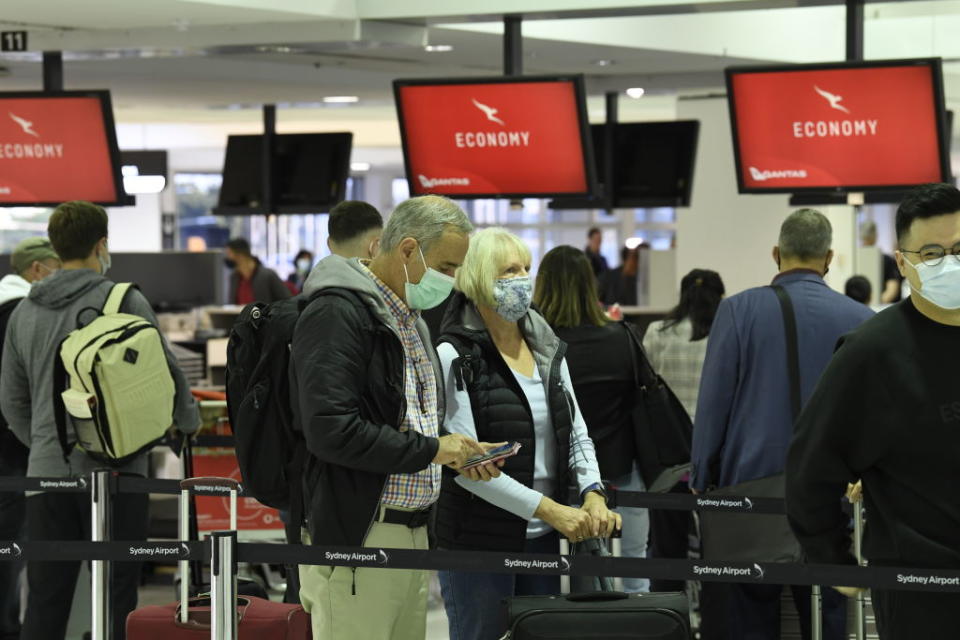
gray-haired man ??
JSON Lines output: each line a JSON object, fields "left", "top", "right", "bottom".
{"left": 293, "top": 195, "right": 500, "bottom": 640}
{"left": 690, "top": 209, "right": 873, "bottom": 640}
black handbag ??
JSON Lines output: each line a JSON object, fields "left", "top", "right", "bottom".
{"left": 624, "top": 323, "right": 693, "bottom": 493}
{"left": 698, "top": 285, "right": 803, "bottom": 563}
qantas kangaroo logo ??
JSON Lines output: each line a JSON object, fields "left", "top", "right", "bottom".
{"left": 8, "top": 113, "right": 40, "bottom": 138}
{"left": 472, "top": 99, "right": 505, "bottom": 126}
{"left": 813, "top": 86, "right": 850, "bottom": 114}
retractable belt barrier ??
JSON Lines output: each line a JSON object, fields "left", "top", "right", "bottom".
{"left": 1, "top": 473, "right": 957, "bottom": 594}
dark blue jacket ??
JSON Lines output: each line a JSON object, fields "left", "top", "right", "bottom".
{"left": 690, "top": 270, "right": 873, "bottom": 491}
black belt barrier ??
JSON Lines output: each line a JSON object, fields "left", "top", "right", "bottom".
{"left": 0, "top": 539, "right": 956, "bottom": 594}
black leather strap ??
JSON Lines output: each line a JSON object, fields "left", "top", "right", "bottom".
{"left": 771, "top": 285, "right": 801, "bottom": 420}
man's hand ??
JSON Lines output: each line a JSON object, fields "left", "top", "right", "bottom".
{"left": 834, "top": 586, "right": 865, "bottom": 599}
{"left": 432, "top": 434, "right": 486, "bottom": 469}
{"left": 580, "top": 491, "right": 622, "bottom": 538}
{"left": 457, "top": 442, "right": 508, "bottom": 482}
{"left": 535, "top": 497, "right": 595, "bottom": 543}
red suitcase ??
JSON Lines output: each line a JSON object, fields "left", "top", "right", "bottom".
{"left": 127, "top": 595, "right": 310, "bottom": 639}
{"left": 126, "top": 469, "right": 311, "bottom": 639}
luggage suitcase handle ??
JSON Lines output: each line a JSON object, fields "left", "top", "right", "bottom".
{"left": 174, "top": 596, "right": 250, "bottom": 630}
{"left": 565, "top": 591, "right": 629, "bottom": 603}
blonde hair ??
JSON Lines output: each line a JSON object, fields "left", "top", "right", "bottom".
{"left": 456, "top": 227, "right": 532, "bottom": 307}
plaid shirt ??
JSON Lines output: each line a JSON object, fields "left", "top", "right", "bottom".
{"left": 363, "top": 265, "right": 441, "bottom": 509}
{"left": 642, "top": 318, "right": 709, "bottom": 421}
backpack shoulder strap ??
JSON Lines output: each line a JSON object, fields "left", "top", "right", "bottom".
{"left": 102, "top": 283, "right": 135, "bottom": 316}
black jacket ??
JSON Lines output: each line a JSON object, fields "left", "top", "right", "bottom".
{"left": 554, "top": 322, "right": 636, "bottom": 480}
{"left": 229, "top": 260, "right": 291, "bottom": 305}
{"left": 435, "top": 292, "right": 573, "bottom": 552}
{"left": 291, "top": 256, "right": 442, "bottom": 547}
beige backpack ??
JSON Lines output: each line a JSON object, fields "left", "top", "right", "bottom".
{"left": 55, "top": 283, "right": 175, "bottom": 466}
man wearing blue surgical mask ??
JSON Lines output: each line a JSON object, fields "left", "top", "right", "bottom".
{"left": 787, "top": 182, "right": 960, "bottom": 639}
{"left": 291, "top": 195, "right": 504, "bottom": 640}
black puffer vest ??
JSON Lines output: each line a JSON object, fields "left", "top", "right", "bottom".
{"left": 435, "top": 293, "right": 575, "bottom": 552}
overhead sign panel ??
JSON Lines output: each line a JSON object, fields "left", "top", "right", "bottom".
{"left": 727, "top": 59, "right": 949, "bottom": 193}
{"left": 394, "top": 75, "right": 595, "bottom": 199}
{"left": 0, "top": 91, "right": 124, "bottom": 206}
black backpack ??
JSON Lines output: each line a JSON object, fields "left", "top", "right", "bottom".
{"left": 226, "top": 294, "right": 313, "bottom": 539}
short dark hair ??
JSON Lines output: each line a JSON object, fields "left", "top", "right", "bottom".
{"left": 844, "top": 275, "right": 872, "bottom": 305}
{"left": 587, "top": 227, "right": 601, "bottom": 239}
{"left": 226, "top": 238, "right": 251, "bottom": 256}
{"left": 328, "top": 201, "right": 383, "bottom": 245}
{"left": 895, "top": 183, "right": 960, "bottom": 245}
{"left": 47, "top": 201, "right": 108, "bottom": 262}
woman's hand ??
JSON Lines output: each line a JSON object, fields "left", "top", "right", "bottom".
{"left": 535, "top": 497, "right": 594, "bottom": 543}
{"left": 456, "top": 442, "right": 508, "bottom": 482}
{"left": 581, "top": 491, "right": 622, "bottom": 538}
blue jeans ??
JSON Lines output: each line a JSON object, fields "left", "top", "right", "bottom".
{"left": 440, "top": 532, "right": 560, "bottom": 640}
{"left": 611, "top": 462, "right": 650, "bottom": 592}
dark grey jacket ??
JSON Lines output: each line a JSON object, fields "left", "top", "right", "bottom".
{"left": 229, "top": 261, "right": 290, "bottom": 304}
{"left": 0, "top": 269, "right": 200, "bottom": 479}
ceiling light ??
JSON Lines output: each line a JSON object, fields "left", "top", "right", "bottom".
{"left": 350, "top": 162, "right": 371, "bottom": 172}
{"left": 625, "top": 87, "right": 645, "bottom": 99}
{"left": 593, "top": 59, "right": 615, "bottom": 67}
{"left": 425, "top": 45, "right": 453, "bottom": 52}
{"left": 323, "top": 96, "right": 359, "bottom": 104}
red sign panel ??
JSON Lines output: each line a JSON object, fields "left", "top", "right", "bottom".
{"left": 0, "top": 92, "right": 122, "bottom": 205}
{"left": 395, "top": 77, "right": 593, "bottom": 197}
{"left": 728, "top": 61, "right": 948, "bottom": 192}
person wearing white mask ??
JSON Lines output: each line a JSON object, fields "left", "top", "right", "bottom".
{"left": 787, "top": 182, "right": 960, "bottom": 640}
{"left": 292, "top": 195, "right": 501, "bottom": 640}
{"left": 434, "top": 227, "right": 620, "bottom": 640}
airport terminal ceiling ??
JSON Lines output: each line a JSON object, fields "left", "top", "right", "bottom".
{"left": 1, "top": 0, "right": 960, "bottom": 136}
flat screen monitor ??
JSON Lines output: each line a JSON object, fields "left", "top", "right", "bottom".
{"left": 0, "top": 90, "right": 124, "bottom": 206}
{"left": 393, "top": 75, "right": 596, "bottom": 199}
{"left": 726, "top": 58, "right": 950, "bottom": 193}
{"left": 217, "top": 132, "right": 353, "bottom": 214}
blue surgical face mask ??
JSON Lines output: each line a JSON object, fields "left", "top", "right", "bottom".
{"left": 403, "top": 246, "right": 454, "bottom": 310}
{"left": 493, "top": 275, "right": 533, "bottom": 322}
{"left": 904, "top": 256, "right": 960, "bottom": 310}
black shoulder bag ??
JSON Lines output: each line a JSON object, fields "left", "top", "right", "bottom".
{"left": 699, "top": 285, "right": 804, "bottom": 563}
{"left": 624, "top": 322, "right": 694, "bottom": 493}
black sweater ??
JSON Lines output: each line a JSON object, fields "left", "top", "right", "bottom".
{"left": 786, "top": 299, "right": 960, "bottom": 569}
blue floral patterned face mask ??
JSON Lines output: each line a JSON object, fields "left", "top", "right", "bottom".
{"left": 493, "top": 275, "right": 532, "bottom": 322}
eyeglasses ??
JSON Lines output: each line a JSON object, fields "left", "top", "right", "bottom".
{"left": 900, "top": 242, "right": 960, "bottom": 267}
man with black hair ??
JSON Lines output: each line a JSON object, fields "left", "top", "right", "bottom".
{"left": 598, "top": 245, "right": 639, "bottom": 306}
{"left": 225, "top": 237, "right": 290, "bottom": 305}
{"left": 692, "top": 209, "right": 872, "bottom": 640}
{"left": 584, "top": 227, "right": 608, "bottom": 277}
{"left": 0, "top": 201, "right": 199, "bottom": 640}
{"left": 326, "top": 200, "right": 383, "bottom": 260}
{"left": 787, "top": 183, "right": 960, "bottom": 638}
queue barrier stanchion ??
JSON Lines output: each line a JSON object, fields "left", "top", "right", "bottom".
{"left": 853, "top": 501, "right": 867, "bottom": 640}
{"left": 90, "top": 470, "right": 112, "bottom": 640}
{"left": 811, "top": 585, "right": 822, "bottom": 640}
{"left": 179, "top": 484, "right": 191, "bottom": 624}
{"left": 210, "top": 530, "right": 238, "bottom": 640}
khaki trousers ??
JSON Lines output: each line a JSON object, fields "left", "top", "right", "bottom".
{"left": 299, "top": 520, "right": 429, "bottom": 640}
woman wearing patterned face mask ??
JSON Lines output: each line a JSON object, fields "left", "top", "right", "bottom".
{"left": 435, "top": 227, "right": 620, "bottom": 640}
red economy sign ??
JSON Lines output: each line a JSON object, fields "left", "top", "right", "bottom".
{"left": 728, "top": 62, "right": 946, "bottom": 191}
{"left": 396, "top": 78, "right": 592, "bottom": 197}
{"left": 0, "top": 94, "right": 120, "bottom": 204}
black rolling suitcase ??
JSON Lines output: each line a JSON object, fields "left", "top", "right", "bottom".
{"left": 503, "top": 590, "right": 690, "bottom": 640}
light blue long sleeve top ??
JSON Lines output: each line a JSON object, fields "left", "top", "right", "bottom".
{"left": 437, "top": 341, "right": 602, "bottom": 538}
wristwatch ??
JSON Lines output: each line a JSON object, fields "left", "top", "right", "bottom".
{"left": 583, "top": 482, "right": 608, "bottom": 503}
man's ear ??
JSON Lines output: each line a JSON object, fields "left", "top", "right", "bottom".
{"left": 772, "top": 246, "right": 780, "bottom": 267}
{"left": 824, "top": 250, "right": 835, "bottom": 271}
{"left": 398, "top": 237, "right": 418, "bottom": 262}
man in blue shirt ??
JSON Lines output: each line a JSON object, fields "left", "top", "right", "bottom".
{"left": 691, "top": 209, "right": 873, "bottom": 640}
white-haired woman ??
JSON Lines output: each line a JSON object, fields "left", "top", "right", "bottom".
{"left": 434, "top": 227, "right": 621, "bottom": 640}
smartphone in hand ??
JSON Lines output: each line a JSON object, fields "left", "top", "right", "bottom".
{"left": 461, "top": 442, "right": 521, "bottom": 470}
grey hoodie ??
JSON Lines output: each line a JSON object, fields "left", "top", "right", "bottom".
{"left": 0, "top": 269, "right": 200, "bottom": 479}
